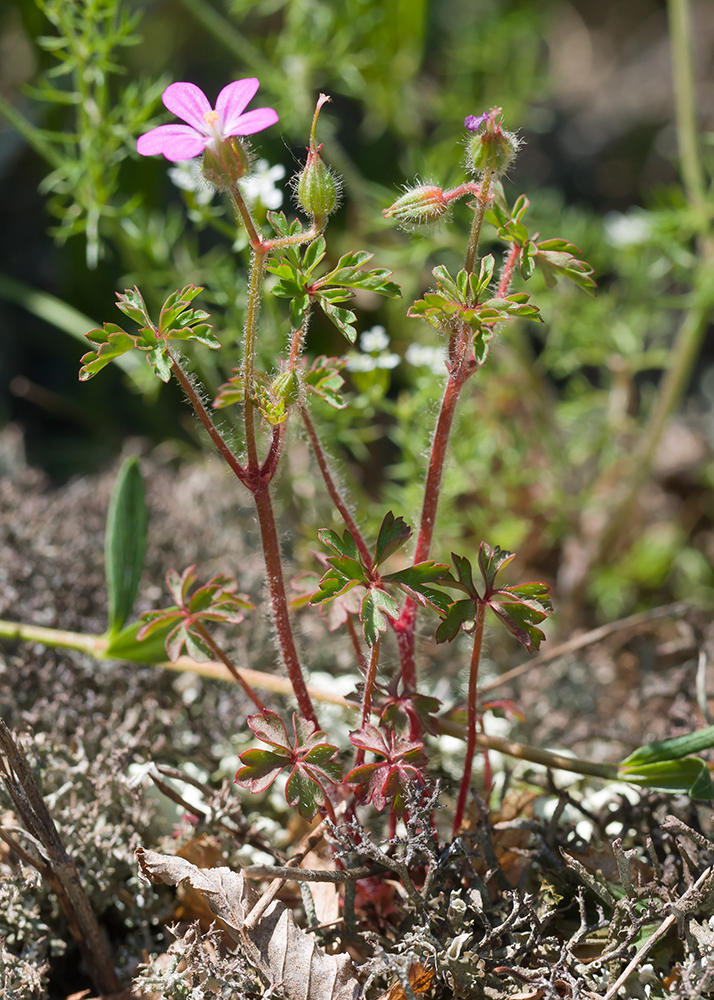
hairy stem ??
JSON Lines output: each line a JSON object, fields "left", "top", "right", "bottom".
{"left": 452, "top": 602, "right": 486, "bottom": 837}
{"left": 464, "top": 170, "right": 494, "bottom": 280}
{"left": 252, "top": 481, "right": 318, "bottom": 724}
{"left": 353, "top": 640, "right": 381, "bottom": 767}
{"left": 191, "top": 622, "right": 266, "bottom": 711}
{"left": 169, "top": 355, "right": 249, "bottom": 487}
{"left": 301, "top": 405, "right": 373, "bottom": 569}
{"left": 395, "top": 344, "right": 473, "bottom": 688}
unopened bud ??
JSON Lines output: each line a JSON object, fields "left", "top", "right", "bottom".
{"left": 383, "top": 185, "right": 449, "bottom": 229}
{"left": 202, "top": 137, "right": 250, "bottom": 189}
{"left": 270, "top": 369, "right": 301, "bottom": 407}
{"left": 295, "top": 94, "right": 341, "bottom": 221}
{"left": 464, "top": 108, "right": 520, "bottom": 179}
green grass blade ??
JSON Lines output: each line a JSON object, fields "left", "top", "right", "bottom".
{"left": 105, "top": 457, "right": 148, "bottom": 636}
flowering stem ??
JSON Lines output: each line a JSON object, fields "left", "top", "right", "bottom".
{"left": 452, "top": 601, "right": 486, "bottom": 837}
{"left": 300, "top": 405, "right": 373, "bottom": 571}
{"left": 169, "top": 354, "right": 250, "bottom": 488}
{"left": 464, "top": 169, "right": 494, "bottom": 280}
{"left": 242, "top": 246, "right": 267, "bottom": 476}
{"left": 190, "top": 622, "right": 267, "bottom": 711}
{"left": 228, "top": 189, "right": 263, "bottom": 250}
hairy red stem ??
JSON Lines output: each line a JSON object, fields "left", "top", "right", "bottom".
{"left": 192, "top": 622, "right": 267, "bottom": 712}
{"left": 452, "top": 601, "right": 486, "bottom": 837}
{"left": 253, "top": 481, "right": 318, "bottom": 724}
{"left": 301, "top": 405, "right": 373, "bottom": 570}
{"left": 170, "top": 357, "right": 249, "bottom": 488}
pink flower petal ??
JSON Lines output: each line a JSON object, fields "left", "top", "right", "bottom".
{"left": 137, "top": 124, "right": 209, "bottom": 161}
{"left": 215, "top": 78, "right": 260, "bottom": 133}
{"left": 229, "top": 107, "right": 279, "bottom": 136}
{"left": 162, "top": 82, "right": 212, "bottom": 133}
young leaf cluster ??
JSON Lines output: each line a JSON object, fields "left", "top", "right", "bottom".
{"left": 234, "top": 711, "right": 342, "bottom": 820}
{"left": 267, "top": 230, "right": 401, "bottom": 343}
{"left": 138, "top": 565, "right": 254, "bottom": 661}
{"left": 438, "top": 543, "right": 553, "bottom": 652}
{"left": 80, "top": 286, "right": 218, "bottom": 382}
{"left": 309, "top": 512, "right": 449, "bottom": 646}
{"left": 408, "top": 255, "right": 541, "bottom": 364}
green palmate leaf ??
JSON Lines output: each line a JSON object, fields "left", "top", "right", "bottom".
{"left": 474, "top": 254, "right": 496, "bottom": 296}
{"left": 373, "top": 511, "right": 412, "bottom": 567}
{"left": 234, "top": 748, "right": 289, "bottom": 793}
{"left": 79, "top": 324, "right": 139, "bottom": 380}
{"left": 115, "top": 286, "right": 151, "bottom": 327}
{"left": 619, "top": 757, "right": 714, "bottom": 799}
{"left": 534, "top": 240, "right": 596, "bottom": 293}
{"left": 478, "top": 542, "right": 516, "bottom": 591}
{"left": 315, "top": 296, "right": 358, "bottom": 342}
{"left": 360, "top": 588, "right": 400, "bottom": 646}
{"left": 620, "top": 725, "right": 714, "bottom": 768}
{"left": 302, "top": 236, "right": 327, "bottom": 273}
{"left": 104, "top": 456, "right": 147, "bottom": 636}
{"left": 435, "top": 599, "right": 476, "bottom": 643}
{"left": 318, "top": 527, "right": 359, "bottom": 560}
{"left": 104, "top": 620, "right": 174, "bottom": 663}
{"left": 213, "top": 370, "right": 244, "bottom": 409}
{"left": 304, "top": 356, "right": 347, "bottom": 409}
{"left": 267, "top": 210, "right": 302, "bottom": 238}
{"left": 383, "top": 562, "right": 451, "bottom": 611}
{"left": 158, "top": 284, "right": 203, "bottom": 330}
{"left": 489, "top": 599, "right": 549, "bottom": 652}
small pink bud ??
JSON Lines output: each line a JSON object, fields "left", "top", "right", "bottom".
{"left": 464, "top": 108, "right": 521, "bottom": 179}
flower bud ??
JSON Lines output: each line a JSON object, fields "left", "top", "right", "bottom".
{"left": 294, "top": 94, "right": 341, "bottom": 221}
{"left": 270, "top": 369, "right": 301, "bottom": 408}
{"left": 383, "top": 185, "right": 449, "bottom": 229}
{"left": 202, "top": 136, "right": 250, "bottom": 189}
{"left": 464, "top": 108, "right": 520, "bottom": 179}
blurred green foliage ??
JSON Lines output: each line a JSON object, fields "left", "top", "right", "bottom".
{"left": 1, "top": 0, "right": 713, "bottom": 622}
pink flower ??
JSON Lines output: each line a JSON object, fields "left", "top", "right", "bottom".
{"left": 137, "top": 80, "right": 278, "bottom": 162}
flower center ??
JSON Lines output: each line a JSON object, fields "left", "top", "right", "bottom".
{"left": 204, "top": 110, "right": 219, "bottom": 125}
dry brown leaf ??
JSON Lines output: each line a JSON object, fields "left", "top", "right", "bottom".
{"left": 302, "top": 847, "right": 341, "bottom": 926}
{"left": 136, "top": 847, "right": 359, "bottom": 1000}
{"left": 376, "top": 962, "right": 434, "bottom": 1000}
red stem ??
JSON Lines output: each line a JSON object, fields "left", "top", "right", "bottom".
{"left": 497, "top": 243, "right": 521, "bottom": 298}
{"left": 169, "top": 357, "right": 250, "bottom": 488}
{"left": 452, "top": 601, "right": 486, "bottom": 837}
{"left": 261, "top": 423, "right": 285, "bottom": 482}
{"left": 192, "top": 622, "right": 267, "bottom": 712}
{"left": 345, "top": 613, "right": 368, "bottom": 677}
{"left": 354, "top": 639, "right": 380, "bottom": 767}
{"left": 300, "top": 405, "right": 373, "bottom": 570}
{"left": 252, "top": 481, "right": 318, "bottom": 725}
{"left": 394, "top": 337, "right": 474, "bottom": 687}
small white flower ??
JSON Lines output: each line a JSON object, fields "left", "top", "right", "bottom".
{"left": 376, "top": 352, "right": 400, "bottom": 369}
{"left": 405, "top": 343, "right": 446, "bottom": 374}
{"left": 360, "top": 325, "right": 389, "bottom": 353}
{"left": 345, "top": 353, "right": 378, "bottom": 372}
{"left": 241, "top": 158, "right": 286, "bottom": 210}
{"left": 604, "top": 210, "right": 651, "bottom": 248}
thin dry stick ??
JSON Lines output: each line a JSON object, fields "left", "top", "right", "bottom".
{"left": 244, "top": 799, "right": 349, "bottom": 931}
{"left": 242, "top": 863, "right": 375, "bottom": 882}
{"left": 601, "top": 864, "right": 714, "bottom": 1000}
{"left": 479, "top": 601, "right": 689, "bottom": 694}
{"left": 0, "top": 717, "right": 121, "bottom": 995}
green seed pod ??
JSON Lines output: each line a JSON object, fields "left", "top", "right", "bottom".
{"left": 383, "top": 185, "right": 449, "bottom": 229}
{"left": 202, "top": 136, "right": 251, "bottom": 190}
{"left": 296, "top": 145, "right": 340, "bottom": 218}
{"left": 270, "top": 369, "right": 301, "bottom": 408}
{"left": 464, "top": 108, "right": 521, "bottom": 179}
{"left": 294, "top": 93, "right": 341, "bottom": 222}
